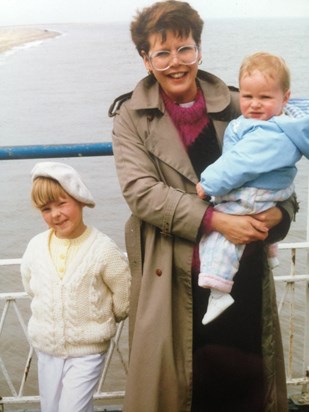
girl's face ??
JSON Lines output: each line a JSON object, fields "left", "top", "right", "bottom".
{"left": 39, "top": 193, "right": 86, "bottom": 239}
{"left": 239, "top": 70, "right": 290, "bottom": 120}
{"left": 143, "top": 31, "right": 201, "bottom": 104}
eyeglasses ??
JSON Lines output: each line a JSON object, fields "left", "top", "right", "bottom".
{"left": 147, "top": 44, "right": 199, "bottom": 71}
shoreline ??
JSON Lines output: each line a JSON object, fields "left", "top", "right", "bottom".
{"left": 0, "top": 27, "right": 61, "bottom": 54}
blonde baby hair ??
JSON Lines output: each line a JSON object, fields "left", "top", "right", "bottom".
{"left": 239, "top": 51, "right": 290, "bottom": 93}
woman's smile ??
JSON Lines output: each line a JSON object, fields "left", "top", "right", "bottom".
{"left": 144, "top": 31, "right": 201, "bottom": 103}
{"left": 168, "top": 71, "right": 188, "bottom": 79}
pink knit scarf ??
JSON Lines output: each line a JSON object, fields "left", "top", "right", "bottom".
{"left": 161, "top": 88, "right": 210, "bottom": 147}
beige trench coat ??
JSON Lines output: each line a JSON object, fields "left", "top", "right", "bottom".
{"left": 111, "top": 70, "right": 296, "bottom": 412}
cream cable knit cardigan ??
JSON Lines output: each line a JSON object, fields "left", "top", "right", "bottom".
{"left": 21, "top": 227, "right": 131, "bottom": 358}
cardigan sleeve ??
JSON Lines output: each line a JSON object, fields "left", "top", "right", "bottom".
{"left": 101, "top": 238, "right": 131, "bottom": 323}
{"left": 20, "top": 243, "right": 34, "bottom": 297}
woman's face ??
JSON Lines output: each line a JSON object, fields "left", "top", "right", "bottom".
{"left": 143, "top": 31, "right": 201, "bottom": 104}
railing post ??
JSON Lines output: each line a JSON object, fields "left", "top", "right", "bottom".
{"left": 303, "top": 178, "right": 309, "bottom": 397}
{"left": 306, "top": 176, "right": 309, "bottom": 245}
{"left": 303, "top": 281, "right": 309, "bottom": 400}
{"left": 291, "top": 177, "right": 309, "bottom": 405}
{"left": 302, "top": 197, "right": 309, "bottom": 400}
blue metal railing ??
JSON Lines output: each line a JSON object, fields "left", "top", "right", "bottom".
{"left": 0, "top": 98, "right": 308, "bottom": 161}
{"left": 0, "top": 142, "right": 113, "bottom": 160}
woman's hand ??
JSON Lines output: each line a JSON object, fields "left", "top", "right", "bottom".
{"left": 211, "top": 210, "right": 270, "bottom": 245}
{"left": 211, "top": 207, "right": 283, "bottom": 245}
{"left": 253, "top": 206, "right": 283, "bottom": 229}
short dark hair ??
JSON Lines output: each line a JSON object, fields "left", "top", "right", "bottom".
{"left": 130, "top": 0, "right": 204, "bottom": 56}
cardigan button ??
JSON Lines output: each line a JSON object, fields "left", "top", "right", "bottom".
{"left": 155, "top": 269, "right": 162, "bottom": 276}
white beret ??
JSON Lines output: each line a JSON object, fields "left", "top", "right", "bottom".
{"left": 31, "top": 161, "right": 95, "bottom": 208}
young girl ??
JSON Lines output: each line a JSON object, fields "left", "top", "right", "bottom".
{"left": 21, "top": 161, "right": 131, "bottom": 412}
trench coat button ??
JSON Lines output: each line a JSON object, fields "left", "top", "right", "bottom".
{"left": 155, "top": 269, "right": 162, "bottom": 276}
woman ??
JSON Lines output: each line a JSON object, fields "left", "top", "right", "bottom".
{"left": 109, "top": 1, "right": 298, "bottom": 411}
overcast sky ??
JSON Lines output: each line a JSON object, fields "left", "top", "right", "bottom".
{"left": 1, "top": 0, "right": 309, "bottom": 25}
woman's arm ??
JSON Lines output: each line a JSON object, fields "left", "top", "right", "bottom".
{"left": 112, "top": 103, "right": 209, "bottom": 243}
{"left": 255, "top": 193, "right": 299, "bottom": 243}
{"left": 211, "top": 193, "right": 298, "bottom": 245}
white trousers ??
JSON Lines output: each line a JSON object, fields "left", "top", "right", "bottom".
{"left": 38, "top": 351, "right": 106, "bottom": 412}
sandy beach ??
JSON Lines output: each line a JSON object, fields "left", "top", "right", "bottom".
{"left": 0, "top": 27, "right": 60, "bottom": 54}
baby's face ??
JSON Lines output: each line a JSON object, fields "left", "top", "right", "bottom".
{"left": 239, "top": 70, "right": 290, "bottom": 120}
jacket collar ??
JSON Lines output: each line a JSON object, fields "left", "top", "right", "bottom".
{"left": 130, "top": 69, "right": 232, "bottom": 114}
{"left": 128, "top": 70, "right": 232, "bottom": 184}
{"left": 143, "top": 113, "right": 198, "bottom": 183}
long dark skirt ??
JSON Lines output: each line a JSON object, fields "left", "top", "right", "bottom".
{"left": 191, "top": 242, "right": 265, "bottom": 412}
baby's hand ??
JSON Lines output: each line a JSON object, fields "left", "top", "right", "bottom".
{"left": 196, "top": 182, "right": 207, "bottom": 199}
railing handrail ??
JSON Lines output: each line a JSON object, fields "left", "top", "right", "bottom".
{"left": 0, "top": 142, "right": 113, "bottom": 160}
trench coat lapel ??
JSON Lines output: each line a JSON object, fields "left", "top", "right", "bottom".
{"left": 130, "top": 77, "right": 198, "bottom": 183}
{"left": 129, "top": 71, "right": 231, "bottom": 185}
{"left": 144, "top": 114, "right": 198, "bottom": 183}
